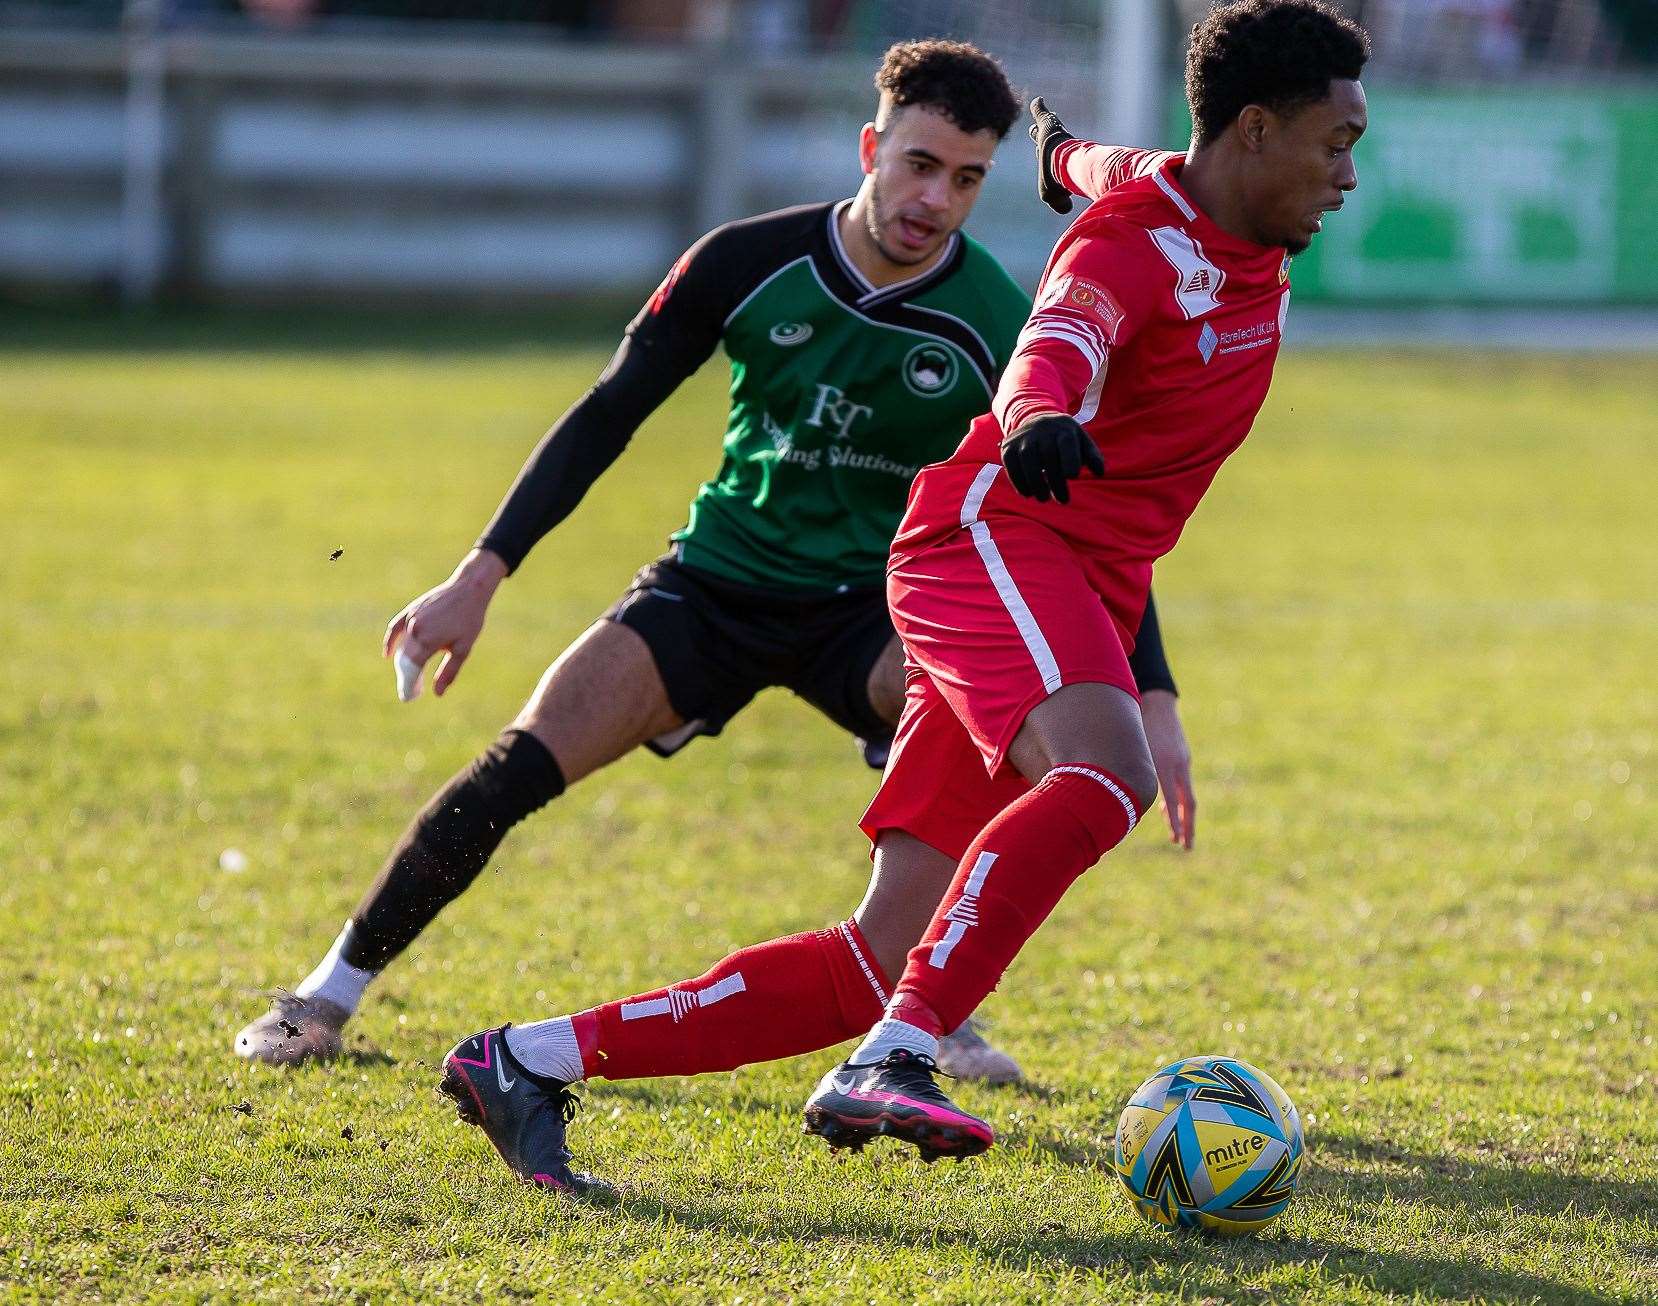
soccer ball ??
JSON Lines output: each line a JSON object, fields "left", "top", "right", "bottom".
{"left": 1113, "top": 1054, "right": 1304, "bottom": 1236}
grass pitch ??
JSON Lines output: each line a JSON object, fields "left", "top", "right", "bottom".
{"left": 2, "top": 311, "right": 1655, "bottom": 1303}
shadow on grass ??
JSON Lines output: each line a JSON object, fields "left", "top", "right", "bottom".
{"left": 593, "top": 1075, "right": 1062, "bottom": 1117}
{"left": 1311, "top": 1133, "right": 1658, "bottom": 1223}
{"left": 1007, "top": 1121, "right": 1658, "bottom": 1225}
{"left": 606, "top": 1186, "right": 1630, "bottom": 1305}
{"left": 339, "top": 1046, "right": 398, "bottom": 1069}
{"left": 570, "top": 1083, "right": 1643, "bottom": 1299}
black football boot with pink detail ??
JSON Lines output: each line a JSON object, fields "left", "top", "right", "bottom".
{"left": 803, "top": 1049, "right": 994, "bottom": 1162}
{"left": 438, "top": 1026, "right": 612, "bottom": 1197}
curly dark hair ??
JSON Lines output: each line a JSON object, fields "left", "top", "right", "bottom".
{"left": 1186, "top": 0, "right": 1370, "bottom": 146}
{"left": 875, "top": 40, "right": 1020, "bottom": 140}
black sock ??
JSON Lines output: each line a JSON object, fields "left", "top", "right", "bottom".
{"left": 341, "top": 729, "right": 565, "bottom": 972}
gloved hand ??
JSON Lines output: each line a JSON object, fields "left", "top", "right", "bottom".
{"left": 999, "top": 413, "right": 1105, "bottom": 504}
{"left": 1029, "top": 96, "right": 1076, "bottom": 215}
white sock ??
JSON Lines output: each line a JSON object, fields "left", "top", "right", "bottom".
{"left": 852, "top": 1016, "right": 939, "bottom": 1066}
{"left": 294, "top": 923, "right": 376, "bottom": 1013}
{"left": 504, "top": 1016, "right": 586, "bottom": 1084}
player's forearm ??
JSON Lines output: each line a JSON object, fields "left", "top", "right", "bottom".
{"left": 454, "top": 546, "right": 510, "bottom": 590}
{"left": 1128, "top": 589, "right": 1177, "bottom": 697}
{"left": 474, "top": 391, "right": 635, "bottom": 572}
{"left": 993, "top": 331, "right": 1099, "bottom": 434}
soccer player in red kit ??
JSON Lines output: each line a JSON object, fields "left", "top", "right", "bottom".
{"left": 801, "top": 0, "right": 1370, "bottom": 1159}
{"left": 435, "top": 0, "right": 1369, "bottom": 1192}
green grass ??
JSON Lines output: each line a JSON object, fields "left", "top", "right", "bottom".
{"left": 2, "top": 314, "right": 1655, "bottom": 1303}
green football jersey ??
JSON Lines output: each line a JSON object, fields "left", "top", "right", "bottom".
{"left": 665, "top": 203, "right": 1030, "bottom": 591}
{"left": 478, "top": 201, "right": 1029, "bottom": 593}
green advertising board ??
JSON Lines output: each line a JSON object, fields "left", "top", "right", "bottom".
{"left": 1170, "top": 87, "right": 1658, "bottom": 304}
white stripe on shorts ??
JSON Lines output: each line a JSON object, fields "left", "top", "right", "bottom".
{"left": 956, "top": 463, "right": 1064, "bottom": 693}
{"left": 959, "top": 461, "right": 1001, "bottom": 527}
{"left": 969, "top": 521, "right": 1063, "bottom": 693}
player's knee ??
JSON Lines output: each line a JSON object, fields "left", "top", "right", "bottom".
{"left": 864, "top": 640, "right": 906, "bottom": 725}
{"left": 1116, "top": 751, "right": 1159, "bottom": 816}
{"left": 1047, "top": 749, "right": 1157, "bottom": 825}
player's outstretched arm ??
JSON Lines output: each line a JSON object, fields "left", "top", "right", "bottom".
{"left": 386, "top": 229, "right": 740, "bottom": 700}
{"left": 383, "top": 346, "right": 653, "bottom": 700}
{"left": 1029, "top": 96, "right": 1169, "bottom": 208}
{"left": 475, "top": 234, "right": 734, "bottom": 577}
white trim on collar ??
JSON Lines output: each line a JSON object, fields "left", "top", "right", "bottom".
{"left": 1153, "top": 165, "right": 1198, "bottom": 223}
{"left": 828, "top": 200, "right": 961, "bottom": 305}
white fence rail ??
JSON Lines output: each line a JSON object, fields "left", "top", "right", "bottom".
{"left": 0, "top": 23, "right": 1142, "bottom": 301}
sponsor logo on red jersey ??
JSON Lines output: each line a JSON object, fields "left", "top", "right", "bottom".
{"left": 1037, "top": 273, "right": 1128, "bottom": 343}
{"left": 1197, "top": 322, "right": 1218, "bottom": 364}
{"left": 1196, "top": 316, "right": 1281, "bottom": 364}
{"left": 1149, "top": 226, "right": 1225, "bottom": 320}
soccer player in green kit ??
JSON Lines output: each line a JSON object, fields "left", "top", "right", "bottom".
{"left": 234, "top": 40, "right": 1197, "bottom": 1083}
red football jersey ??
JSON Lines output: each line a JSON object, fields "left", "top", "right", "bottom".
{"left": 945, "top": 141, "right": 1293, "bottom": 583}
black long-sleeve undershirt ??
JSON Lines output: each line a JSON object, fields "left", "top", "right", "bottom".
{"left": 1127, "top": 590, "right": 1177, "bottom": 697}
{"left": 473, "top": 212, "right": 786, "bottom": 571}
{"left": 475, "top": 329, "right": 681, "bottom": 573}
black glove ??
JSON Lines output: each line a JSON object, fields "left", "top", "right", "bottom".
{"left": 1000, "top": 414, "right": 1105, "bottom": 504}
{"left": 1029, "top": 96, "right": 1075, "bottom": 215}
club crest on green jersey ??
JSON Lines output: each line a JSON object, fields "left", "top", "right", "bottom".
{"left": 768, "top": 321, "right": 814, "bottom": 346}
{"left": 902, "top": 342, "right": 959, "bottom": 398}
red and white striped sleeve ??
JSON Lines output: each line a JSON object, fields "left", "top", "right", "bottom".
{"left": 992, "top": 223, "right": 1149, "bottom": 435}
{"left": 1053, "top": 141, "right": 1179, "bottom": 203}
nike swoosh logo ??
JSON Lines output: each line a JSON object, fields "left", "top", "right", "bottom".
{"left": 830, "top": 1076, "right": 859, "bottom": 1095}
{"left": 494, "top": 1042, "right": 516, "bottom": 1093}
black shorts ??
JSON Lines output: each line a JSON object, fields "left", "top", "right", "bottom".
{"left": 603, "top": 553, "right": 894, "bottom": 760}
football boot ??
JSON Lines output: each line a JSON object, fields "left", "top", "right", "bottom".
{"left": 233, "top": 992, "right": 349, "bottom": 1066}
{"left": 803, "top": 1048, "right": 993, "bottom": 1161}
{"left": 438, "top": 1026, "right": 611, "bottom": 1197}
{"left": 936, "top": 1017, "right": 1024, "bottom": 1085}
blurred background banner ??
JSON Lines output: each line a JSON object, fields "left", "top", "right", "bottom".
{"left": 1247, "top": 88, "right": 1658, "bottom": 302}
{"left": 1, "top": 0, "right": 1653, "bottom": 305}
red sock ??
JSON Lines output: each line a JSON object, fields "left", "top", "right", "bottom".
{"left": 570, "top": 920, "right": 890, "bottom": 1081}
{"left": 889, "top": 765, "right": 1142, "bottom": 1037}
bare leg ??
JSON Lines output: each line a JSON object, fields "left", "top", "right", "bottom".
{"left": 863, "top": 634, "right": 906, "bottom": 727}
{"left": 852, "top": 830, "right": 958, "bottom": 982}
{"left": 511, "top": 620, "right": 684, "bottom": 782}
{"left": 1008, "top": 681, "right": 1159, "bottom": 803}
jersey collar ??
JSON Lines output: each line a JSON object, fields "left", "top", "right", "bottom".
{"left": 1154, "top": 157, "right": 1285, "bottom": 261}
{"left": 822, "top": 200, "right": 964, "bottom": 310}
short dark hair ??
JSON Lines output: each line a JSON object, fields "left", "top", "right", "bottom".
{"left": 875, "top": 40, "right": 1021, "bottom": 140}
{"left": 1186, "top": 0, "right": 1370, "bottom": 146}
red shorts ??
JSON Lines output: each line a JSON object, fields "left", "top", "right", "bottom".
{"left": 861, "top": 461, "right": 1143, "bottom": 862}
